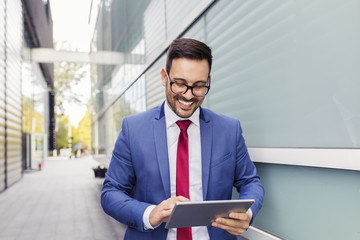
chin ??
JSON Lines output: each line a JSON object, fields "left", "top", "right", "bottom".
{"left": 176, "top": 109, "right": 194, "bottom": 118}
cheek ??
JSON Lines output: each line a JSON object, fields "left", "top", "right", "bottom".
{"left": 196, "top": 97, "right": 205, "bottom": 106}
{"left": 165, "top": 88, "right": 177, "bottom": 104}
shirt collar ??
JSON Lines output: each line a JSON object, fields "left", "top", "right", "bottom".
{"left": 164, "top": 100, "right": 200, "bottom": 128}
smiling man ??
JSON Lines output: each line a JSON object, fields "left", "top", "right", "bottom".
{"left": 162, "top": 57, "right": 209, "bottom": 118}
{"left": 101, "top": 38, "right": 264, "bottom": 240}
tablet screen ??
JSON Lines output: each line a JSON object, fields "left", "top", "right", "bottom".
{"left": 165, "top": 199, "right": 254, "bottom": 229}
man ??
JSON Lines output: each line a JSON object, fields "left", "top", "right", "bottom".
{"left": 101, "top": 38, "right": 264, "bottom": 240}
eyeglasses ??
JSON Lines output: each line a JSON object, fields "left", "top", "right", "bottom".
{"left": 165, "top": 71, "right": 210, "bottom": 97}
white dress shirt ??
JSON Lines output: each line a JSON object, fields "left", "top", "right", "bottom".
{"left": 143, "top": 102, "right": 210, "bottom": 240}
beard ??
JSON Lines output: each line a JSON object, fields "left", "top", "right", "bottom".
{"left": 167, "top": 93, "right": 202, "bottom": 118}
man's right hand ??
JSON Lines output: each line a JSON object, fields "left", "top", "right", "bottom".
{"left": 149, "top": 196, "right": 190, "bottom": 227}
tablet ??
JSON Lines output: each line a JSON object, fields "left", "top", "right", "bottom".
{"left": 165, "top": 199, "right": 254, "bottom": 229}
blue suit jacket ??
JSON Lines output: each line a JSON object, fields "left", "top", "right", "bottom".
{"left": 101, "top": 103, "right": 264, "bottom": 240}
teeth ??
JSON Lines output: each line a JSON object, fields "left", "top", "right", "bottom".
{"left": 179, "top": 100, "right": 192, "bottom": 106}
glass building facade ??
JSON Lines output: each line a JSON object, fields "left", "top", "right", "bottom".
{"left": 90, "top": 1, "right": 360, "bottom": 239}
{"left": 21, "top": 59, "right": 49, "bottom": 170}
{"left": 0, "top": 0, "right": 53, "bottom": 191}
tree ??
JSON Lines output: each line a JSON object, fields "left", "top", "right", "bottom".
{"left": 71, "top": 103, "right": 91, "bottom": 155}
{"left": 53, "top": 41, "right": 88, "bottom": 114}
{"left": 71, "top": 125, "right": 80, "bottom": 149}
{"left": 54, "top": 41, "right": 89, "bottom": 150}
{"left": 77, "top": 103, "right": 92, "bottom": 149}
{"left": 55, "top": 115, "right": 69, "bottom": 151}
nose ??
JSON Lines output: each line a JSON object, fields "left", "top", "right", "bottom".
{"left": 182, "top": 87, "right": 195, "bottom": 100}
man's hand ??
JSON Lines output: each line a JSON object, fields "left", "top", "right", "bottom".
{"left": 211, "top": 210, "right": 252, "bottom": 235}
{"left": 149, "top": 196, "right": 190, "bottom": 227}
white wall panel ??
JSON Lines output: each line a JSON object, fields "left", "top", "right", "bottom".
{"left": 0, "top": 0, "right": 5, "bottom": 192}
{"left": 5, "top": 0, "right": 22, "bottom": 187}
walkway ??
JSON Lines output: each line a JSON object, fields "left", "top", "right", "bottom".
{"left": 0, "top": 156, "right": 126, "bottom": 240}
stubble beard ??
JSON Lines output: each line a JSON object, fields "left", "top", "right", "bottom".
{"left": 168, "top": 94, "right": 202, "bottom": 118}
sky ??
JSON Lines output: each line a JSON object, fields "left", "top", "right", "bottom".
{"left": 50, "top": 0, "right": 94, "bottom": 127}
{"left": 50, "top": 0, "right": 93, "bottom": 52}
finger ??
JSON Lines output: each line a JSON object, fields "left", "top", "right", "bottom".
{"left": 156, "top": 196, "right": 191, "bottom": 222}
{"left": 160, "top": 198, "right": 179, "bottom": 209}
{"left": 232, "top": 217, "right": 250, "bottom": 230}
{"left": 151, "top": 205, "right": 175, "bottom": 224}
{"left": 165, "top": 201, "right": 176, "bottom": 209}
{"left": 217, "top": 217, "right": 245, "bottom": 228}
{"left": 174, "top": 195, "right": 190, "bottom": 202}
{"left": 150, "top": 196, "right": 190, "bottom": 227}
{"left": 162, "top": 210, "right": 173, "bottom": 222}
{"left": 229, "top": 212, "right": 250, "bottom": 221}
{"left": 160, "top": 209, "right": 173, "bottom": 219}
{"left": 159, "top": 198, "right": 183, "bottom": 213}
{"left": 211, "top": 220, "right": 246, "bottom": 236}
{"left": 212, "top": 217, "right": 249, "bottom": 235}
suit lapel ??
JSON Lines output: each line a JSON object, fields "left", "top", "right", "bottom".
{"left": 153, "top": 103, "right": 171, "bottom": 198}
{"left": 152, "top": 104, "right": 212, "bottom": 200}
{"left": 200, "top": 108, "right": 212, "bottom": 200}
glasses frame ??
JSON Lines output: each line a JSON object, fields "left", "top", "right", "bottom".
{"left": 165, "top": 70, "right": 210, "bottom": 97}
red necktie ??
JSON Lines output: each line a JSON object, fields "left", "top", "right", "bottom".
{"left": 176, "top": 120, "right": 192, "bottom": 240}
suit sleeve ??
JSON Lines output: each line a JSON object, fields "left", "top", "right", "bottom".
{"left": 101, "top": 117, "right": 151, "bottom": 232}
{"left": 233, "top": 120, "right": 264, "bottom": 221}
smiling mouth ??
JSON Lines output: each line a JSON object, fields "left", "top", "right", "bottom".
{"left": 179, "top": 99, "right": 192, "bottom": 106}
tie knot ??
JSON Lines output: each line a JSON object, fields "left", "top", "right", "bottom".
{"left": 176, "top": 120, "right": 192, "bottom": 132}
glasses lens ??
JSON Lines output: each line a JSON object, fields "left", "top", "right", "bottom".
{"left": 170, "top": 81, "right": 209, "bottom": 97}
{"left": 171, "top": 82, "right": 187, "bottom": 94}
{"left": 193, "top": 87, "right": 208, "bottom": 97}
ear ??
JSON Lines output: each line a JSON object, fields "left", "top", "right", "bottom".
{"left": 161, "top": 68, "right": 167, "bottom": 87}
{"left": 208, "top": 74, "right": 211, "bottom": 85}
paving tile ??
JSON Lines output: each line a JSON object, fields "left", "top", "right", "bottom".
{"left": 0, "top": 156, "right": 126, "bottom": 240}
{"left": 0, "top": 236, "right": 17, "bottom": 240}
{"left": 0, "top": 227, "right": 21, "bottom": 238}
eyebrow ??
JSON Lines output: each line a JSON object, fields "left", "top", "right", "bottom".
{"left": 171, "top": 77, "right": 208, "bottom": 85}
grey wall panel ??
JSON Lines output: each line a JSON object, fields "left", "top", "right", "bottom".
{"left": 144, "top": 0, "right": 166, "bottom": 65}
{"left": 204, "top": 0, "right": 360, "bottom": 148}
{"left": 195, "top": 1, "right": 360, "bottom": 239}
{"left": 254, "top": 163, "right": 360, "bottom": 240}
{"left": 145, "top": 55, "right": 166, "bottom": 110}
{"left": 181, "top": 16, "right": 206, "bottom": 42}
{"left": 165, "top": 0, "right": 201, "bottom": 40}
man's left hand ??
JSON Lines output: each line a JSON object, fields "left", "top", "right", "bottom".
{"left": 211, "top": 210, "right": 251, "bottom": 235}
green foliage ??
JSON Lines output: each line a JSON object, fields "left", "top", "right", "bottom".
{"left": 55, "top": 115, "right": 69, "bottom": 151}
{"left": 71, "top": 125, "right": 80, "bottom": 151}
{"left": 77, "top": 103, "right": 92, "bottom": 149}
{"left": 54, "top": 41, "right": 90, "bottom": 151}
{"left": 53, "top": 41, "right": 88, "bottom": 115}
{"left": 71, "top": 103, "right": 92, "bottom": 154}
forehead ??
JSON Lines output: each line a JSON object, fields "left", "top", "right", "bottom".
{"left": 170, "top": 58, "right": 209, "bottom": 81}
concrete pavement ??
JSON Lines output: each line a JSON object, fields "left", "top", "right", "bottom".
{"left": 0, "top": 156, "right": 126, "bottom": 240}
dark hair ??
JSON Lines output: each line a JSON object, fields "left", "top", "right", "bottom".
{"left": 166, "top": 38, "right": 212, "bottom": 75}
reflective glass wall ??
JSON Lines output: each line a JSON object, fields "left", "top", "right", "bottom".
{"left": 91, "top": 1, "right": 360, "bottom": 239}
{"left": 22, "top": 60, "right": 49, "bottom": 169}
{"left": 91, "top": 0, "right": 149, "bottom": 155}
